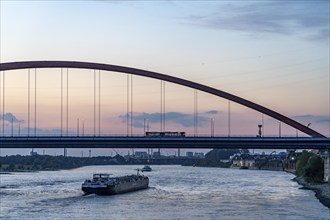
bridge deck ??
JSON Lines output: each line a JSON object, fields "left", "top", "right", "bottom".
{"left": 0, "top": 136, "right": 329, "bottom": 149}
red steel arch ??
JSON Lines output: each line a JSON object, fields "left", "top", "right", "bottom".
{"left": 0, "top": 60, "right": 325, "bottom": 137}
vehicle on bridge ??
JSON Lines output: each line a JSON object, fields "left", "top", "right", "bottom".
{"left": 145, "top": 131, "right": 186, "bottom": 137}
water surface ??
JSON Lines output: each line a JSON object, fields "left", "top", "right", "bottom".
{"left": 0, "top": 165, "right": 329, "bottom": 219}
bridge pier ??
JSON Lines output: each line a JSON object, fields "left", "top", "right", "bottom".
{"left": 320, "top": 150, "right": 330, "bottom": 183}
{"left": 326, "top": 157, "right": 330, "bottom": 183}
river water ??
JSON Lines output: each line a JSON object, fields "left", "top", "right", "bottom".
{"left": 0, "top": 165, "right": 329, "bottom": 220}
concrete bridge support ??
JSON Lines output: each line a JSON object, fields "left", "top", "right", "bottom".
{"left": 320, "top": 150, "right": 330, "bottom": 183}
{"left": 324, "top": 155, "right": 329, "bottom": 183}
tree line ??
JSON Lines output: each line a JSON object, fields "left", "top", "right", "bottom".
{"left": 0, "top": 154, "right": 126, "bottom": 171}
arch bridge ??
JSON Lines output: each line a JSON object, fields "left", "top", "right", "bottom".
{"left": 0, "top": 61, "right": 328, "bottom": 149}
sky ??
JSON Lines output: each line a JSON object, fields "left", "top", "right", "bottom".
{"left": 0, "top": 0, "right": 329, "bottom": 156}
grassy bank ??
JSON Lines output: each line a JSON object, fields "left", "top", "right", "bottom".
{"left": 293, "top": 151, "right": 329, "bottom": 209}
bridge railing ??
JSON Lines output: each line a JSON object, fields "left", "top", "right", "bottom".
{"left": 0, "top": 133, "right": 314, "bottom": 138}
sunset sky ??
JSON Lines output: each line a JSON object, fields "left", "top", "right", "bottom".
{"left": 0, "top": 1, "right": 329, "bottom": 156}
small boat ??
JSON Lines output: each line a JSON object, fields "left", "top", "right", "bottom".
{"left": 141, "top": 165, "right": 152, "bottom": 172}
{"left": 82, "top": 171, "right": 149, "bottom": 195}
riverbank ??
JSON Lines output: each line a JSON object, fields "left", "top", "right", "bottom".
{"left": 294, "top": 176, "right": 330, "bottom": 209}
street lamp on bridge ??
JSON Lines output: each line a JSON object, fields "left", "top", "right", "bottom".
{"left": 257, "top": 124, "right": 262, "bottom": 137}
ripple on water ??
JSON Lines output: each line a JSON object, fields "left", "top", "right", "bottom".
{"left": 0, "top": 165, "right": 329, "bottom": 220}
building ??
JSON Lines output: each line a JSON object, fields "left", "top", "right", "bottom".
{"left": 194, "top": 152, "right": 205, "bottom": 158}
{"left": 152, "top": 151, "right": 161, "bottom": 158}
{"left": 285, "top": 150, "right": 299, "bottom": 171}
{"left": 30, "top": 149, "right": 38, "bottom": 156}
{"left": 134, "top": 151, "right": 148, "bottom": 159}
{"left": 186, "top": 152, "right": 194, "bottom": 158}
{"left": 231, "top": 154, "right": 255, "bottom": 168}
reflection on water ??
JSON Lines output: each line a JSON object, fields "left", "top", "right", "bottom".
{"left": 0, "top": 165, "right": 328, "bottom": 219}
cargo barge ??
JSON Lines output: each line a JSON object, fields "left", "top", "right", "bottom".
{"left": 82, "top": 172, "right": 149, "bottom": 195}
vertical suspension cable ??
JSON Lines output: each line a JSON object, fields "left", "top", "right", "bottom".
{"left": 194, "top": 90, "right": 198, "bottom": 136}
{"left": 130, "top": 75, "right": 133, "bottom": 136}
{"left": 159, "top": 80, "right": 163, "bottom": 155}
{"left": 64, "top": 69, "right": 68, "bottom": 157}
{"left": 196, "top": 90, "right": 198, "bottom": 136}
{"left": 77, "top": 118, "right": 79, "bottom": 136}
{"left": 160, "top": 81, "right": 163, "bottom": 132}
{"left": 61, "top": 68, "right": 63, "bottom": 137}
{"left": 94, "top": 70, "right": 96, "bottom": 136}
{"left": 82, "top": 120, "right": 84, "bottom": 136}
{"left": 211, "top": 118, "right": 214, "bottom": 137}
{"left": 126, "top": 74, "right": 129, "bottom": 136}
{"left": 0, "top": 71, "right": 2, "bottom": 136}
{"left": 262, "top": 114, "right": 264, "bottom": 137}
{"left": 162, "top": 81, "right": 164, "bottom": 132}
{"left": 11, "top": 118, "right": 13, "bottom": 137}
{"left": 163, "top": 81, "right": 166, "bottom": 132}
{"left": 28, "top": 69, "right": 30, "bottom": 137}
{"left": 34, "top": 69, "right": 37, "bottom": 136}
{"left": 66, "top": 68, "right": 68, "bottom": 136}
{"left": 160, "top": 81, "right": 162, "bottom": 132}
{"left": 144, "top": 118, "right": 146, "bottom": 134}
{"left": 279, "top": 122, "right": 281, "bottom": 137}
{"left": 213, "top": 119, "right": 215, "bottom": 137}
{"left": 228, "top": 100, "right": 231, "bottom": 137}
{"left": 193, "top": 90, "right": 195, "bottom": 136}
{"left": 2, "top": 71, "right": 4, "bottom": 136}
{"left": 196, "top": 90, "right": 197, "bottom": 136}
{"left": 211, "top": 118, "right": 212, "bottom": 137}
{"left": 99, "top": 70, "right": 101, "bottom": 136}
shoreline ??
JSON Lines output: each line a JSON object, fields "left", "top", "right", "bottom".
{"left": 293, "top": 176, "right": 330, "bottom": 209}
{"left": 231, "top": 167, "right": 330, "bottom": 209}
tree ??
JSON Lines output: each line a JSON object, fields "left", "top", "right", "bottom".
{"left": 8, "top": 164, "right": 15, "bottom": 171}
{"left": 296, "top": 151, "right": 324, "bottom": 183}
{"left": 304, "top": 155, "right": 324, "bottom": 182}
{"left": 205, "top": 149, "right": 240, "bottom": 161}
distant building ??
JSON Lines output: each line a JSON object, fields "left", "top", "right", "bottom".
{"left": 278, "top": 152, "right": 288, "bottom": 160}
{"left": 285, "top": 150, "right": 299, "bottom": 170}
{"left": 194, "top": 152, "right": 205, "bottom": 158}
{"left": 152, "top": 151, "right": 161, "bottom": 158}
{"left": 231, "top": 152, "right": 288, "bottom": 170}
{"left": 231, "top": 154, "right": 255, "bottom": 168}
{"left": 232, "top": 154, "right": 256, "bottom": 168}
{"left": 30, "top": 149, "right": 38, "bottom": 156}
{"left": 186, "top": 152, "right": 194, "bottom": 158}
{"left": 134, "top": 151, "right": 148, "bottom": 159}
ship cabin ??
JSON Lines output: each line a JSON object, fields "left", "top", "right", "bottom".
{"left": 92, "top": 173, "right": 111, "bottom": 182}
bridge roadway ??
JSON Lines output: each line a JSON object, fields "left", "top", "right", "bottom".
{"left": 0, "top": 136, "right": 329, "bottom": 149}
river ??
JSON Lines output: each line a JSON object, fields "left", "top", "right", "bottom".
{"left": 0, "top": 165, "right": 329, "bottom": 219}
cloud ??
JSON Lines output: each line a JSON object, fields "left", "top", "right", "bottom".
{"left": 0, "top": 113, "right": 24, "bottom": 123}
{"left": 185, "top": 1, "right": 329, "bottom": 42}
{"left": 119, "top": 111, "right": 211, "bottom": 128}
{"left": 0, "top": 124, "right": 75, "bottom": 136}
{"left": 205, "top": 110, "right": 221, "bottom": 115}
{"left": 0, "top": 113, "right": 78, "bottom": 135}
{"left": 18, "top": 128, "right": 69, "bottom": 136}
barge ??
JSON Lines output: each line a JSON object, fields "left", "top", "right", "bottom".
{"left": 141, "top": 165, "right": 152, "bottom": 172}
{"left": 82, "top": 172, "right": 149, "bottom": 195}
